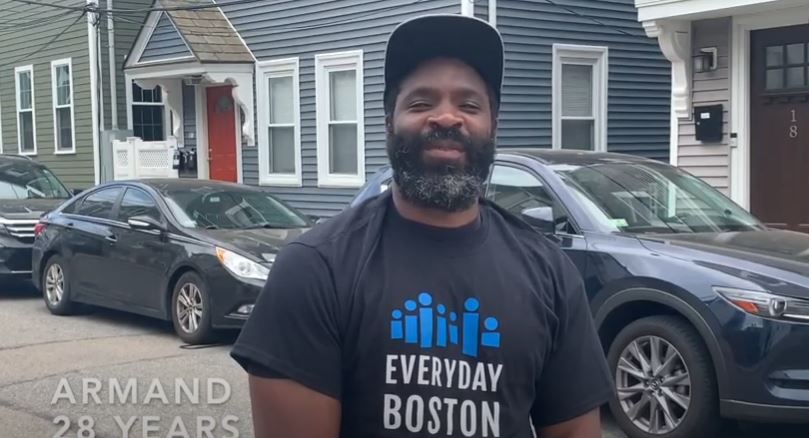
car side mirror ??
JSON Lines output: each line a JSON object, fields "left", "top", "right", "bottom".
{"left": 521, "top": 206, "right": 555, "bottom": 234}
{"left": 72, "top": 188, "right": 84, "bottom": 196}
{"left": 128, "top": 215, "right": 165, "bottom": 232}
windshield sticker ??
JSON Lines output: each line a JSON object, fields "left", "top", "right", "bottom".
{"left": 610, "top": 218, "right": 629, "bottom": 227}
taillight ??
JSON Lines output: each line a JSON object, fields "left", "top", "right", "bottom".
{"left": 34, "top": 222, "right": 47, "bottom": 237}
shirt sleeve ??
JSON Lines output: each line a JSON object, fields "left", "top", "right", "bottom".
{"left": 531, "top": 252, "right": 615, "bottom": 427}
{"left": 230, "top": 242, "right": 343, "bottom": 400}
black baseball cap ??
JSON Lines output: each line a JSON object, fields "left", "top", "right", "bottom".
{"left": 383, "top": 14, "right": 504, "bottom": 115}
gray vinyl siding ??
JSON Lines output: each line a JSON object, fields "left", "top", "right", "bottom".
{"left": 139, "top": 13, "right": 194, "bottom": 64}
{"left": 0, "top": 0, "right": 93, "bottom": 189}
{"left": 219, "top": 0, "right": 460, "bottom": 217}
{"left": 496, "top": 0, "right": 671, "bottom": 160}
{"left": 96, "top": 0, "right": 151, "bottom": 134}
{"left": 678, "top": 18, "right": 731, "bottom": 195}
{"left": 475, "top": 0, "right": 489, "bottom": 20}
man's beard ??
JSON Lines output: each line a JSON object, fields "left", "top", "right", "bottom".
{"left": 386, "top": 127, "right": 495, "bottom": 212}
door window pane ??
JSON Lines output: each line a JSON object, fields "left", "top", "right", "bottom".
{"left": 562, "top": 64, "right": 593, "bottom": 117}
{"left": 329, "top": 70, "right": 357, "bottom": 121}
{"left": 269, "top": 76, "right": 293, "bottom": 124}
{"left": 562, "top": 119, "right": 594, "bottom": 150}
{"left": 269, "top": 126, "right": 295, "bottom": 173}
{"left": 786, "top": 43, "right": 805, "bottom": 65}
{"left": 767, "top": 45, "right": 784, "bottom": 67}
{"left": 118, "top": 188, "right": 161, "bottom": 223}
{"left": 766, "top": 69, "right": 784, "bottom": 90}
{"left": 787, "top": 67, "right": 806, "bottom": 88}
{"left": 329, "top": 124, "right": 357, "bottom": 174}
{"left": 77, "top": 188, "right": 123, "bottom": 219}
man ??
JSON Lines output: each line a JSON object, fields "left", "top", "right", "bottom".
{"left": 231, "top": 14, "right": 614, "bottom": 438}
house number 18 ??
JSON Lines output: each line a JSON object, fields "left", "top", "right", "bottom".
{"left": 790, "top": 109, "right": 798, "bottom": 139}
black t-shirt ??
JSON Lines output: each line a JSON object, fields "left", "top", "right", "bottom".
{"left": 230, "top": 191, "right": 614, "bottom": 437}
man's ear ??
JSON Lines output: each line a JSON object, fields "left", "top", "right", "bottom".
{"left": 385, "top": 115, "right": 394, "bottom": 137}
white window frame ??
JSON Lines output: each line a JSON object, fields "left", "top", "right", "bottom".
{"left": 552, "top": 44, "right": 608, "bottom": 152}
{"left": 256, "top": 58, "right": 302, "bottom": 187}
{"left": 15, "top": 65, "right": 37, "bottom": 155}
{"left": 51, "top": 58, "right": 76, "bottom": 155}
{"left": 315, "top": 50, "right": 365, "bottom": 188}
{"left": 131, "top": 82, "right": 168, "bottom": 141}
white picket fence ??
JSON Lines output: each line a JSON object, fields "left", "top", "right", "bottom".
{"left": 112, "top": 137, "right": 179, "bottom": 180}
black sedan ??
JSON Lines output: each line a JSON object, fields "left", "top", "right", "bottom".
{"left": 31, "top": 179, "right": 312, "bottom": 344}
{"left": 352, "top": 149, "right": 809, "bottom": 438}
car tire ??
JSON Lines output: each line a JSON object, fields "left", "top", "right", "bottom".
{"left": 42, "top": 255, "right": 76, "bottom": 315}
{"left": 171, "top": 271, "right": 215, "bottom": 345}
{"left": 607, "top": 315, "right": 719, "bottom": 438}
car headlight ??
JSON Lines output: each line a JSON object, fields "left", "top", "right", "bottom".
{"left": 215, "top": 247, "right": 270, "bottom": 281}
{"left": 714, "top": 287, "right": 809, "bottom": 323}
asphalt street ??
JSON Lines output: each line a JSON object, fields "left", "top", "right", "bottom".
{"left": 0, "top": 282, "right": 803, "bottom": 438}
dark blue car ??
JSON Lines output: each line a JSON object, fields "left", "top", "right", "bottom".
{"left": 351, "top": 149, "right": 809, "bottom": 438}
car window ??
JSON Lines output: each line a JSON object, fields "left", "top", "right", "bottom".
{"left": 486, "top": 164, "right": 573, "bottom": 233}
{"left": 117, "top": 188, "right": 161, "bottom": 223}
{"left": 75, "top": 187, "right": 122, "bottom": 219}
{"left": 162, "top": 187, "right": 310, "bottom": 230}
{"left": 0, "top": 162, "right": 71, "bottom": 200}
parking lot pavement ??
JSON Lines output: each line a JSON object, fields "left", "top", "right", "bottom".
{"left": 0, "top": 282, "right": 805, "bottom": 438}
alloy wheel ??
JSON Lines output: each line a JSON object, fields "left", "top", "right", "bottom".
{"left": 176, "top": 283, "right": 203, "bottom": 334}
{"left": 45, "top": 264, "right": 65, "bottom": 306}
{"left": 616, "top": 335, "right": 692, "bottom": 434}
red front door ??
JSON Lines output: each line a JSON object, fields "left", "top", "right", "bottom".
{"left": 206, "top": 85, "right": 238, "bottom": 182}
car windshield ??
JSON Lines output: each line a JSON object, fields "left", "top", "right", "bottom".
{"left": 0, "top": 163, "right": 71, "bottom": 199}
{"left": 161, "top": 187, "right": 310, "bottom": 230}
{"left": 552, "top": 161, "right": 765, "bottom": 234}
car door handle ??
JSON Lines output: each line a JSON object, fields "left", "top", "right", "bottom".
{"left": 105, "top": 234, "right": 118, "bottom": 243}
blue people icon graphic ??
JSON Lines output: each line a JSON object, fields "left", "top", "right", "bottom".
{"left": 389, "top": 292, "right": 500, "bottom": 357}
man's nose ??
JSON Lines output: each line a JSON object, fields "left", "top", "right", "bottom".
{"left": 427, "top": 107, "right": 463, "bottom": 130}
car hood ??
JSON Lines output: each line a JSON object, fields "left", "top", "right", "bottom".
{"left": 0, "top": 198, "right": 67, "bottom": 219}
{"left": 193, "top": 227, "right": 309, "bottom": 263}
{"left": 637, "top": 229, "right": 809, "bottom": 297}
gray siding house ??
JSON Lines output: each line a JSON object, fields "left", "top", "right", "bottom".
{"left": 124, "top": 0, "right": 671, "bottom": 218}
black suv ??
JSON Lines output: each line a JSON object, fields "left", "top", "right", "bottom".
{"left": 0, "top": 155, "right": 73, "bottom": 281}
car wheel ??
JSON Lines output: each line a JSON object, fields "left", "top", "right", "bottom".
{"left": 171, "top": 271, "right": 215, "bottom": 345}
{"left": 607, "top": 315, "right": 719, "bottom": 438}
{"left": 42, "top": 255, "right": 76, "bottom": 315}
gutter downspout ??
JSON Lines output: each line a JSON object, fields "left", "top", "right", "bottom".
{"left": 107, "top": 0, "right": 118, "bottom": 129}
{"left": 489, "top": 0, "right": 497, "bottom": 27}
{"left": 87, "top": 0, "right": 101, "bottom": 185}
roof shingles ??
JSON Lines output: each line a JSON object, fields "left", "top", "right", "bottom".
{"left": 158, "top": 0, "right": 253, "bottom": 63}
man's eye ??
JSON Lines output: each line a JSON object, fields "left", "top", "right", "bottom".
{"left": 408, "top": 101, "right": 430, "bottom": 109}
{"left": 461, "top": 102, "right": 481, "bottom": 111}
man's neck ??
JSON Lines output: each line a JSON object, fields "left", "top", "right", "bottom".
{"left": 391, "top": 185, "right": 481, "bottom": 228}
